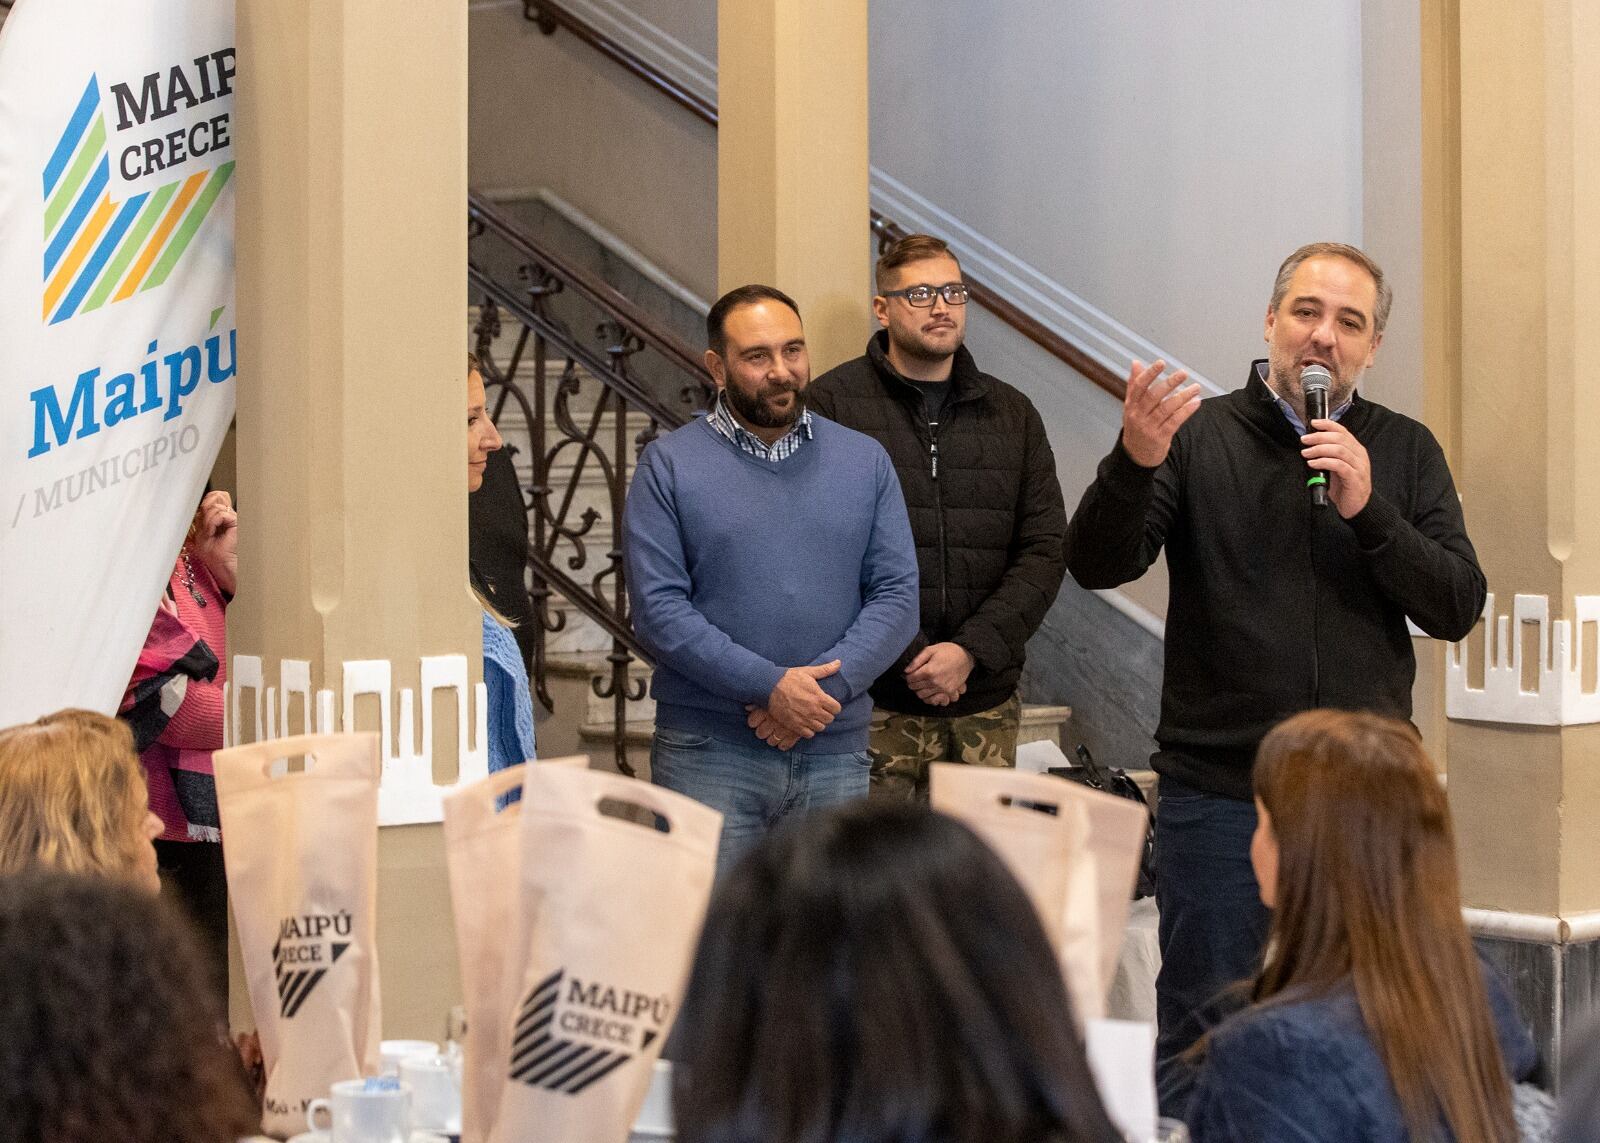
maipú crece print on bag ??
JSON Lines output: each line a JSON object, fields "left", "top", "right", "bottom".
{"left": 275, "top": 909, "right": 355, "bottom": 1018}
{"left": 487, "top": 764, "right": 720, "bottom": 1143}
{"left": 508, "top": 967, "right": 671, "bottom": 1095}
{"left": 214, "top": 732, "right": 382, "bottom": 1139}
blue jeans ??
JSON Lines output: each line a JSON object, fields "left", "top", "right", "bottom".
{"left": 649, "top": 726, "right": 872, "bottom": 879}
{"left": 1153, "top": 775, "right": 1271, "bottom": 1118}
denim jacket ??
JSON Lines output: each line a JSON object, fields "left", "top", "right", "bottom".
{"left": 1185, "top": 964, "right": 1537, "bottom": 1141}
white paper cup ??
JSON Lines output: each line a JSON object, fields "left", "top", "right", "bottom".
{"left": 379, "top": 1039, "right": 440, "bottom": 1077}
{"left": 399, "top": 1054, "right": 461, "bottom": 1135}
{"left": 630, "top": 1059, "right": 674, "bottom": 1139}
{"left": 305, "top": 1078, "right": 411, "bottom": 1143}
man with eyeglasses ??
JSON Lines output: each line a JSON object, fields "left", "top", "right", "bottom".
{"left": 808, "top": 234, "right": 1067, "bottom": 799}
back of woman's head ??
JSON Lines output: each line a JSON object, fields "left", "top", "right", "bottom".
{"left": 0, "top": 708, "right": 152, "bottom": 881}
{"left": 1254, "top": 710, "right": 1460, "bottom": 983}
{"left": 674, "top": 800, "right": 1121, "bottom": 1143}
{"left": 0, "top": 869, "right": 259, "bottom": 1142}
{"left": 1253, "top": 710, "right": 1514, "bottom": 1143}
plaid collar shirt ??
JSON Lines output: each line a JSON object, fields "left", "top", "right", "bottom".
{"left": 706, "top": 390, "right": 813, "bottom": 461}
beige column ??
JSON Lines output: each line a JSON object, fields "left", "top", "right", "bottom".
{"left": 1425, "top": 0, "right": 1600, "bottom": 919}
{"left": 718, "top": 0, "right": 870, "bottom": 371}
{"left": 231, "top": 0, "right": 473, "bottom": 1037}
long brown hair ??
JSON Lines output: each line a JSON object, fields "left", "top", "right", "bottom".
{"left": 1252, "top": 710, "right": 1514, "bottom": 1143}
{"left": 0, "top": 709, "right": 154, "bottom": 882}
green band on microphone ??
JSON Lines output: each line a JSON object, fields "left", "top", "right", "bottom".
{"left": 1306, "top": 474, "right": 1328, "bottom": 488}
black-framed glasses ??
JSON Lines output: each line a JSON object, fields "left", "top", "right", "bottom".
{"left": 881, "top": 283, "right": 970, "bottom": 307}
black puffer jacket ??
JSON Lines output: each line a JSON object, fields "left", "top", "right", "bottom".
{"left": 808, "top": 332, "right": 1067, "bottom": 716}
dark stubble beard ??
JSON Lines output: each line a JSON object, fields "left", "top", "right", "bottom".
{"left": 1270, "top": 355, "right": 1356, "bottom": 417}
{"left": 887, "top": 320, "right": 961, "bottom": 367}
{"left": 725, "top": 380, "right": 806, "bottom": 430}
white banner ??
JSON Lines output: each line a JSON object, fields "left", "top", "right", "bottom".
{"left": 0, "top": 0, "right": 236, "bottom": 725}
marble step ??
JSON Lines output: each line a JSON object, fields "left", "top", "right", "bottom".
{"left": 541, "top": 595, "right": 624, "bottom": 656}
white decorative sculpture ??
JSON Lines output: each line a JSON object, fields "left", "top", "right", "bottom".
{"left": 1445, "top": 593, "right": 1600, "bottom": 726}
{"left": 224, "top": 654, "right": 490, "bottom": 825}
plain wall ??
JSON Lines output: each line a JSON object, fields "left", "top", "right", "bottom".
{"left": 467, "top": 0, "right": 718, "bottom": 301}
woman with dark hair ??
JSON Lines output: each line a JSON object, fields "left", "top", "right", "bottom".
{"left": 673, "top": 800, "right": 1124, "bottom": 1143}
{"left": 1185, "top": 710, "right": 1536, "bottom": 1142}
{"left": 0, "top": 869, "right": 260, "bottom": 1142}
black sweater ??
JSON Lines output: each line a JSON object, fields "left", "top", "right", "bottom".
{"left": 1064, "top": 363, "right": 1485, "bottom": 798}
{"left": 809, "top": 333, "right": 1068, "bottom": 716}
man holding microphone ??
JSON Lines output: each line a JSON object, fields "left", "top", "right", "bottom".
{"left": 1063, "top": 242, "right": 1485, "bottom": 1111}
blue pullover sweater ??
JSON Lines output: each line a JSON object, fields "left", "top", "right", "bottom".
{"left": 623, "top": 414, "right": 920, "bottom": 753}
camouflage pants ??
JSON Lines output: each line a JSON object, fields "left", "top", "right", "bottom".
{"left": 868, "top": 693, "right": 1022, "bottom": 801}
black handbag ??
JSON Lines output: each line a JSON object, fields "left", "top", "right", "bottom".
{"left": 1047, "top": 744, "right": 1157, "bottom": 900}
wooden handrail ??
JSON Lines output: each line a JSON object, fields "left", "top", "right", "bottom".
{"left": 522, "top": 0, "right": 1127, "bottom": 402}
{"left": 870, "top": 214, "right": 1125, "bottom": 398}
{"left": 524, "top": 1, "right": 717, "bottom": 127}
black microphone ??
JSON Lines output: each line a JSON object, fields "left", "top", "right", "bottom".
{"left": 1301, "top": 364, "right": 1331, "bottom": 507}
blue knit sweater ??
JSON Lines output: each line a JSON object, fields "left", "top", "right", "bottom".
{"left": 483, "top": 612, "right": 537, "bottom": 772}
{"left": 623, "top": 414, "right": 919, "bottom": 753}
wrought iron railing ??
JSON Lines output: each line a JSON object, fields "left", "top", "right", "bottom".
{"left": 468, "top": 192, "right": 714, "bottom": 775}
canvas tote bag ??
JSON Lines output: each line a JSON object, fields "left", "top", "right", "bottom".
{"left": 215, "top": 733, "right": 383, "bottom": 1138}
{"left": 442, "top": 755, "right": 586, "bottom": 1143}
{"left": 1053, "top": 777, "right": 1152, "bottom": 1004}
{"left": 489, "top": 766, "right": 721, "bottom": 1143}
{"left": 930, "top": 762, "right": 1105, "bottom": 1023}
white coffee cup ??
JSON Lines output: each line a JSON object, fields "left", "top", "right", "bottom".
{"left": 305, "top": 1078, "right": 412, "bottom": 1143}
{"left": 399, "top": 1054, "right": 461, "bottom": 1135}
{"left": 379, "top": 1039, "right": 440, "bottom": 1076}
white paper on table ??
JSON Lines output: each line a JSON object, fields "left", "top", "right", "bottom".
{"left": 1086, "top": 1018, "right": 1157, "bottom": 1142}
{"left": 1015, "top": 738, "right": 1069, "bottom": 774}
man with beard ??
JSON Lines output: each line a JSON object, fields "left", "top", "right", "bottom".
{"left": 807, "top": 234, "right": 1067, "bottom": 798}
{"left": 1063, "top": 242, "right": 1485, "bottom": 1113}
{"left": 623, "top": 284, "right": 919, "bottom": 875}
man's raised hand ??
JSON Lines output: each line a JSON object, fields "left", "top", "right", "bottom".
{"left": 1121, "top": 359, "right": 1202, "bottom": 468}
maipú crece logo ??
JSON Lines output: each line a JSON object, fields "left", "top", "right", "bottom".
{"left": 273, "top": 911, "right": 353, "bottom": 1018}
{"left": 41, "top": 51, "right": 235, "bottom": 326}
{"left": 508, "top": 968, "right": 671, "bottom": 1095}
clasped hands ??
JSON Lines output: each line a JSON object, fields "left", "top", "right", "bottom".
{"left": 904, "top": 641, "right": 973, "bottom": 707}
{"left": 745, "top": 642, "right": 977, "bottom": 750}
{"left": 746, "top": 661, "right": 842, "bottom": 750}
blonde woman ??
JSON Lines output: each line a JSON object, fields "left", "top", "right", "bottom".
{"left": 468, "top": 352, "right": 537, "bottom": 772}
{"left": 0, "top": 708, "right": 164, "bottom": 893}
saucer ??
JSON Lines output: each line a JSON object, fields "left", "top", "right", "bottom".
{"left": 286, "top": 1126, "right": 448, "bottom": 1133}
